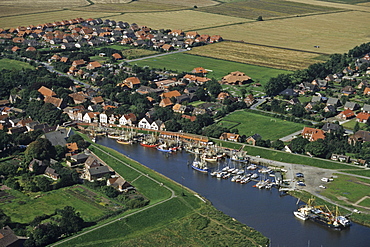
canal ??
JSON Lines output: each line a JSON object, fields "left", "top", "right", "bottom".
{"left": 97, "top": 136, "right": 369, "bottom": 247}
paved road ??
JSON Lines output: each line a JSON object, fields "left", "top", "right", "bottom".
{"left": 279, "top": 130, "right": 302, "bottom": 142}
{"left": 41, "top": 62, "right": 91, "bottom": 88}
{"left": 51, "top": 144, "right": 176, "bottom": 246}
{"left": 124, "top": 49, "right": 188, "bottom": 64}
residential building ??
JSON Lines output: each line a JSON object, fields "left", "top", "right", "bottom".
{"left": 301, "top": 127, "right": 325, "bottom": 142}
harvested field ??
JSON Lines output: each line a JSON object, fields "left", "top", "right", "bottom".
{"left": 109, "top": 10, "right": 250, "bottom": 30}
{"left": 0, "top": 10, "right": 116, "bottom": 29}
{"left": 138, "top": 0, "right": 218, "bottom": 7}
{"left": 81, "top": 2, "right": 187, "bottom": 12}
{"left": 288, "top": 0, "right": 370, "bottom": 11}
{"left": 187, "top": 41, "right": 326, "bottom": 70}
{"left": 200, "top": 11, "right": 370, "bottom": 54}
{"left": 197, "top": 0, "right": 340, "bottom": 19}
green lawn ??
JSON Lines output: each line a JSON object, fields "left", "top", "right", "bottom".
{"left": 0, "top": 58, "right": 34, "bottom": 70}
{"left": 321, "top": 174, "right": 370, "bottom": 204}
{"left": 341, "top": 119, "right": 366, "bottom": 130}
{"left": 221, "top": 110, "right": 305, "bottom": 140}
{"left": 0, "top": 185, "right": 117, "bottom": 224}
{"left": 131, "top": 53, "right": 289, "bottom": 85}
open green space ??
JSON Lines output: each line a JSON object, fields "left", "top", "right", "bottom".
{"left": 0, "top": 58, "right": 34, "bottom": 70}
{"left": 130, "top": 53, "right": 289, "bottom": 85}
{"left": 0, "top": 185, "right": 117, "bottom": 224}
{"left": 88, "top": 145, "right": 173, "bottom": 204}
{"left": 339, "top": 169, "right": 370, "bottom": 178}
{"left": 341, "top": 119, "right": 367, "bottom": 130}
{"left": 57, "top": 196, "right": 268, "bottom": 247}
{"left": 220, "top": 110, "right": 305, "bottom": 140}
{"left": 358, "top": 198, "right": 370, "bottom": 208}
{"left": 321, "top": 174, "right": 370, "bottom": 206}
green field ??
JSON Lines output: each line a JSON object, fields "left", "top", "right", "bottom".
{"left": 131, "top": 53, "right": 289, "bottom": 85}
{"left": 0, "top": 58, "right": 34, "bottom": 70}
{"left": 321, "top": 174, "right": 370, "bottom": 205}
{"left": 0, "top": 185, "right": 118, "bottom": 224}
{"left": 220, "top": 110, "right": 304, "bottom": 140}
{"left": 341, "top": 119, "right": 367, "bottom": 130}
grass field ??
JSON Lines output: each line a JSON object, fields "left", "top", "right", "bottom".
{"left": 321, "top": 174, "right": 370, "bottom": 206}
{"left": 0, "top": 185, "right": 118, "bottom": 224}
{"left": 200, "top": 11, "right": 370, "bottom": 54}
{"left": 220, "top": 110, "right": 305, "bottom": 140}
{"left": 197, "top": 0, "right": 339, "bottom": 19}
{"left": 130, "top": 53, "right": 289, "bottom": 85}
{"left": 0, "top": 58, "right": 35, "bottom": 70}
{"left": 187, "top": 41, "right": 326, "bottom": 70}
{"left": 122, "top": 48, "right": 159, "bottom": 59}
{"left": 109, "top": 10, "right": 250, "bottom": 31}
{"left": 341, "top": 119, "right": 367, "bottom": 130}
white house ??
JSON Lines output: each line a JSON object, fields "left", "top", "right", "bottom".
{"left": 150, "top": 120, "right": 162, "bottom": 131}
{"left": 83, "top": 112, "right": 99, "bottom": 123}
{"left": 119, "top": 113, "right": 137, "bottom": 126}
{"left": 108, "top": 114, "right": 120, "bottom": 125}
{"left": 138, "top": 117, "right": 152, "bottom": 129}
{"left": 99, "top": 112, "right": 108, "bottom": 124}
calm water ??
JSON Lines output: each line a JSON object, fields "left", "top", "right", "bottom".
{"left": 97, "top": 137, "right": 370, "bottom": 247}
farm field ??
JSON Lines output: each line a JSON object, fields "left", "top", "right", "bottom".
{"left": 0, "top": 0, "right": 88, "bottom": 17}
{"left": 219, "top": 110, "right": 305, "bottom": 140}
{"left": 0, "top": 58, "right": 35, "bottom": 70}
{"left": 200, "top": 11, "right": 370, "bottom": 54}
{"left": 109, "top": 10, "right": 251, "bottom": 31}
{"left": 0, "top": 10, "right": 116, "bottom": 29}
{"left": 130, "top": 53, "right": 289, "bottom": 85}
{"left": 187, "top": 41, "right": 326, "bottom": 70}
{"left": 197, "top": 0, "right": 340, "bottom": 19}
{"left": 288, "top": 0, "right": 370, "bottom": 10}
{"left": 0, "top": 185, "right": 119, "bottom": 224}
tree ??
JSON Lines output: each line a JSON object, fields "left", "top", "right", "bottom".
{"left": 271, "top": 140, "right": 284, "bottom": 150}
{"left": 257, "top": 16, "right": 264, "bottom": 21}
{"left": 290, "top": 136, "right": 309, "bottom": 154}
{"left": 36, "top": 176, "right": 52, "bottom": 192}
{"left": 291, "top": 104, "right": 305, "bottom": 117}
{"left": 196, "top": 113, "right": 214, "bottom": 128}
{"left": 56, "top": 206, "right": 84, "bottom": 235}
{"left": 165, "top": 119, "right": 181, "bottom": 132}
{"left": 305, "top": 139, "right": 328, "bottom": 157}
{"left": 24, "top": 138, "right": 56, "bottom": 163}
{"left": 354, "top": 122, "right": 360, "bottom": 133}
{"left": 0, "top": 209, "right": 10, "bottom": 228}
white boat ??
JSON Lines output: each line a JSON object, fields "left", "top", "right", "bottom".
{"left": 251, "top": 173, "right": 258, "bottom": 179}
{"left": 237, "top": 170, "right": 245, "bottom": 175}
{"left": 192, "top": 159, "right": 209, "bottom": 173}
{"left": 293, "top": 211, "right": 309, "bottom": 221}
{"left": 247, "top": 164, "right": 257, "bottom": 170}
{"left": 210, "top": 171, "right": 218, "bottom": 176}
{"left": 222, "top": 166, "right": 230, "bottom": 172}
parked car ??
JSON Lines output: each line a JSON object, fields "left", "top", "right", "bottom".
{"left": 297, "top": 181, "right": 306, "bottom": 186}
{"left": 296, "top": 172, "right": 304, "bottom": 178}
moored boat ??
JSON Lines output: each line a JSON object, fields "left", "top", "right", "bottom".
{"left": 191, "top": 159, "right": 209, "bottom": 173}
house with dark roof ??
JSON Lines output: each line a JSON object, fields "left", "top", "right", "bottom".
{"left": 42, "top": 128, "right": 73, "bottom": 146}
{"left": 246, "top": 134, "right": 261, "bottom": 146}
{"left": 321, "top": 122, "right": 340, "bottom": 133}
{"left": 44, "top": 166, "right": 60, "bottom": 180}
{"left": 348, "top": 130, "right": 370, "bottom": 144}
{"left": 326, "top": 97, "right": 340, "bottom": 106}
{"left": 362, "top": 104, "right": 370, "bottom": 113}
{"left": 0, "top": 226, "right": 27, "bottom": 247}
{"left": 344, "top": 101, "right": 360, "bottom": 111}
{"left": 279, "top": 88, "right": 298, "bottom": 97}
{"left": 86, "top": 165, "right": 112, "bottom": 181}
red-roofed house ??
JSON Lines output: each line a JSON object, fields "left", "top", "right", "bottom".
{"left": 337, "top": 109, "right": 355, "bottom": 120}
{"left": 38, "top": 86, "right": 56, "bottom": 97}
{"left": 159, "top": 98, "right": 173, "bottom": 108}
{"left": 44, "top": 96, "right": 65, "bottom": 109}
{"left": 161, "top": 90, "right": 181, "bottom": 99}
{"left": 356, "top": 112, "right": 370, "bottom": 123}
{"left": 364, "top": 87, "right": 370, "bottom": 95}
{"left": 219, "top": 132, "right": 240, "bottom": 142}
{"left": 192, "top": 67, "right": 208, "bottom": 75}
{"left": 302, "top": 127, "right": 326, "bottom": 142}
{"left": 86, "top": 61, "right": 102, "bottom": 70}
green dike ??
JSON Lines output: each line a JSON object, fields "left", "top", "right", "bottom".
{"left": 213, "top": 139, "right": 362, "bottom": 170}
{"left": 0, "top": 58, "right": 35, "bottom": 70}
{"left": 56, "top": 134, "right": 269, "bottom": 246}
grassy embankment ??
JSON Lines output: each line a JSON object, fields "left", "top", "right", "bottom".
{"left": 54, "top": 139, "right": 269, "bottom": 246}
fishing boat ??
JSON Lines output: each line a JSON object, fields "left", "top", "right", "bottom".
{"left": 107, "top": 133, "right": 121, "bottom": 139}
{"left": 117, "top": 138, "right": 132, "bottom": 145}
{"left": 231, "top": 151, "right": 249, "bottom": 163}
{"left": 293, "top": 198, "right": 351, "bottom": 230}
{"left": 191, "top": 159, "right": 209, "bottom": 173}
{"left": 157, "top": 144, "right": 172, "bottom": 153}
{"left": 140, "top": 141, "right": 158, "bottom": 148}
